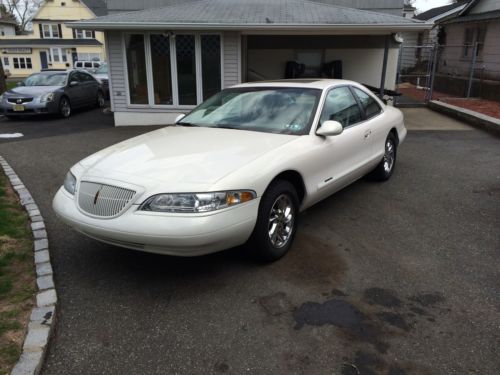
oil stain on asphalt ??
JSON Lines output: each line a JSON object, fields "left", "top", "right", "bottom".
{"left": 291, "top": 287, "right": 448, "bottom": 374}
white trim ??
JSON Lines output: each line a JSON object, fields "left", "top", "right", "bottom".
{"left": 67, "top": 22, "right": 433, "bottom": 32}
{"left": 104, "top": 32, "right": 114, "bottom": 112}
{"left": 144, "top": 34, "right": 155, "bottom": 106}
{"left": 426, "top": 4, "right": 467, "bottom": 24}
{"left": 220, "top": 33, "right": 225, "bottom": 89}
{"left": 237, "top": 33, "right": 242, "bottom": 84}
{"left": 170, "top": 34, "right": 179, "bottom": 106}
{"left": 195, "top": 34, "right": 203, "bottom": 104}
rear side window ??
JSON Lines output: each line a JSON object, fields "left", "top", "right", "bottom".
{"left": 320, "top": 86, "right": 362, "bottom": 128}
{"left": 352, "top": 87, "right": 382, "bottom": 119}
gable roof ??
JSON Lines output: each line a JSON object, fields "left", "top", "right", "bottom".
{"left": 414, "top": 1, "right": 470, "bottom": 21}
{"left": 68, "top": 0, "right": 430, "bottom": 31}
{"left": 81, "top": 0, "right": 108, "bottom": 17}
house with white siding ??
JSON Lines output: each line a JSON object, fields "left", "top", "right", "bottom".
{"left": 68, "top": 0, "right": 430, "bottom": 126}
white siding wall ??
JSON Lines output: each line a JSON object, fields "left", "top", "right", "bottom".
{"left": 107, "top": 31, "right": 127, "bottom": 113}
{"left": 223, "top": 31, "right": 241, "bottom": 87}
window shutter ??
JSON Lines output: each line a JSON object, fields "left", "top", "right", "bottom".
{"left": 92, "top": 31, "right": 95, "bottom": 39}
{"left": 58, "top": 24, "right": 62, "bottom": 38}
{"left": 72, "top": 28, "right": 76, "bottom": 39}
{"left": 39, "top": 24, "right": 44, "bottom": 38}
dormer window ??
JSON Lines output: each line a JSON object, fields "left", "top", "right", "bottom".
{"left": 75, "top": 29, "right": 94, "bottom": 39}
{"left": 41, "top": 24, "right": 60, "bottom": 38}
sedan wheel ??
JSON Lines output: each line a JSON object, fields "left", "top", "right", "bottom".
{"left": 59, "top": 97, "right": 71, "bottom": 118}
{"left": 96, "top": 91, "right": 105, "bottom": 108}
{"left": 370, "top": 133, "right": 397, "bottom": 181}
{"left": 249, "top": 180, "right": 299, "bottom": 262}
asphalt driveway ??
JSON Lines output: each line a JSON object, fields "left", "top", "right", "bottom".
{"left": 0, "top": 108, "right": 499, "bottom": 374}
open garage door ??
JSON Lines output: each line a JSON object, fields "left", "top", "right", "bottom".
{"left": 243, "top": 35, "right": 400, "bottom": 92}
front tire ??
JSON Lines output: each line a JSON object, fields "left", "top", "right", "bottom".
{"left": 96, "top": 90, "right": 105, "bottom": 108}
{"left": 59, "top": 97, "right": 71, "bottom": 118}
{"left": 248, "top": 180, "right": 299, "bottom": 262}
{"left": 370, "top": 133, "right": 397, "bottom": 181}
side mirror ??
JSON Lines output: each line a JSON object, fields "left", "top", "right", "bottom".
{"left": 175, "top": 114, "right": 186, "bottom": 124}
{"left": 316, "top": 120, "right": 343, "bottom": 137}
{"left": 69, "top": 81, "right": 79, "bottom": 87}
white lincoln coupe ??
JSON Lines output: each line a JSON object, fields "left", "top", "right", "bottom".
{"left": 53, "top": 79, "right": 406, "bottom": 261}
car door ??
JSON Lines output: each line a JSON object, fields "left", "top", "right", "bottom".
{"left": 350, "top": 86, "right": 385, "bottom": 162}
{"left": 66, "top": 72, "right": 84, "bottom": 108}
{"left": 312, "top": 86, "right": 374, "bottom": 197}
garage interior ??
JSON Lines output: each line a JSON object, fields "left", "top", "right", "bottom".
{"left": 243, "top": 35, "right": 400, "bottom": 92}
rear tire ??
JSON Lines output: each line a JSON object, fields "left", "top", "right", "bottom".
{"left": 248, "top": 180, "right": 299, "bottom": 262}
{"left": 59, "top": 97, "right": 71, "bottom": 118}
{"left": 370, "top": 133, "right": 397, "bottom": 181}
{"left": 96, "top": 90, "right": 105, "bottom": 108}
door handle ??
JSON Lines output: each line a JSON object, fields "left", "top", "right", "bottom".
{"left": 364, "top": 130, "right": 372, "bottom": 139}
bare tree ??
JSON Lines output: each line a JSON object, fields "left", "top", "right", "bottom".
{"left": 1, "top": 0, "right": 42, "bottom": 34}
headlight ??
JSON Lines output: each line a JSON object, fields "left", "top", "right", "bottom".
{"left": 63, "top": 171, "right": 76, "bottom": 195}
{"left": 40, "top": 92, "right": 55, "bottom": 103}
{"left": 140, "top": 190, "right": 256, "bottom": 213}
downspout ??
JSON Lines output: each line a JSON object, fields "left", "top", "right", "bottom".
{"left": 379, "top": 35, "right": 390, "bottom": 98}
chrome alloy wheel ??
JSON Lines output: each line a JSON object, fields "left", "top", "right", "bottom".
{"left": 383, "top": 138, "right": 395, "bottom": 174}
{"left": 268, "top": 194, "right": 295, "bottom": 248}
{"left": 61, "top": 99, "right": 71, "bottom": 117}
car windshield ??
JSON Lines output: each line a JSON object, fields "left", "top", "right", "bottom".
{"left": 24, "top": 73, "right": 67, "bottom": 87}
{"left": 179, "top": 87, "right": 321, "bottom": 135}
{"left": 94, "top": 64, "right": 107, "bottom": 74}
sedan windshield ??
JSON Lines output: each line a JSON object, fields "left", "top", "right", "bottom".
{"left": 24, "top": 73, "right": 67, "bottom": 87}
{"left": 179, "top": 87, "right": 321, "bottom": 135}
{"left": 95, "top": 64, "right": 107, "bottom": 74}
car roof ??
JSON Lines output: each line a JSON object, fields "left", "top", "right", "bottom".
{"left": 232, "top": 79, "right": 365, "bottom": 90}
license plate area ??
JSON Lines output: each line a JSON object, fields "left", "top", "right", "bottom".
{"left": 13, "top": 104, "right": 25, "bottom": 112}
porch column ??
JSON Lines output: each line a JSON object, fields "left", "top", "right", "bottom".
{"left": 379, "top": 35, "right": 390, "bottom": 98}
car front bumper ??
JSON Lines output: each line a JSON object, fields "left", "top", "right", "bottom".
{"left": 0, "top": 101, "right": 59, "bottom": 116}
{"left": 52, "top": 187, "right": 259, "bottom": 256}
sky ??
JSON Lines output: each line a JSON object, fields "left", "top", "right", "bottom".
{"left": 413, "top": 0, "right": 455, "bottom": 13}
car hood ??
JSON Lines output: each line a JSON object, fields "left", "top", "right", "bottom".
{"left": 93, "top": 74, "right": 108, "bottom": 80}
{"left": 79, "top": 126, "right": 297, "bottom": 188}
{"left": 5, "top": 86, "right": 62, "bottom": 96}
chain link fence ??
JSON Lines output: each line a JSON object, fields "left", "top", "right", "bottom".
{"left": 395, "top": 42, "right": 500, "bottom": 114}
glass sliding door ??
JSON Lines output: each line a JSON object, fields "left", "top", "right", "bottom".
{"left": 125, "top": 34, "right": 148, "bottom": 104}
{"left": 201, "top": 35, "right": 221, "bottom": 100}
{"left": 175, "top": 35, "right": 197, "bottom": 105}
{"left": 150, "top": 34, "right": 173, "bottom": 105}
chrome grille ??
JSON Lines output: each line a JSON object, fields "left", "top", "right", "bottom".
{"left": 78, "top": 182, "right": 136, "bottom": 217}
{"left": 8, "top": 97, "right": 33, "bottom": 104}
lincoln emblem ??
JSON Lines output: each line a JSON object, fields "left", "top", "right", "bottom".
{"left": 16, "top": 99, "right": 22, "bottom": 104}
{"left": 93, "top": 189, "right": 101, "bottom": 205}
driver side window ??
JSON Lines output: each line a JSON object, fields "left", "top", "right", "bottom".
{"left": 319, "top": 87, "right": 362, "bottom": 128}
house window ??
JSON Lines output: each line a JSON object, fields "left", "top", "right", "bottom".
{"left": 463, "top": 26, "right": 486, "bottom": 59}
{"left": 3, "top": 57, "right": 9, "bottom": 67}
{"left": 150, "top": 34, "right": 173, "bottom": 105}
{"left": 176, "top": 35, "right": 197, "bottom": 105}
{"left": 77, "top": 52, "right": 101, "bottom": 61}
{"left": 49, "top": 48, "right": 67, "bottom": 63}
{"left": 125, "top": 34, "right": 149, "bottom": 104}
{"left": 42, "top": 24, "right": 60, "bottom": 38}
{"left": 201, "top": 35, "right": 221, "bottom": 100}
{"left": 12, "top": 57, "right": 32, "bottom": 69}
{"left": 75, "top": 29, "right": 94, "bottom": 39}
{"left": 124, "top": 32, "right": 222, "bottom": 107}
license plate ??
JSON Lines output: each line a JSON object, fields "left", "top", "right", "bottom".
{"left": 13, "top": 104, "right": 25, "bottom": 112}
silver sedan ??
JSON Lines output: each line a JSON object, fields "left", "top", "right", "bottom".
{"left": 0, "top": 70, "right": 105, "bottom": 119}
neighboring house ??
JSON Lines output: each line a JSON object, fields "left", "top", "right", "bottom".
{"left": 400, "top": 1, "right": 469, "bottom": 70}
{"left": 0, "top": 0, "right": 107, "bottom": 78}
{"left": 438, "top": 0, "right": 500, "bottom": 83}
{"left": 68, "top": 0, "right": 430, "bottom": 126}
{"left": 0, "top": 18, "right": 17, "bottom": 37}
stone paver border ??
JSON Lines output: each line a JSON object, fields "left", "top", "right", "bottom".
{"left": 0, "top": 156, "right": 57, "bottom": 375}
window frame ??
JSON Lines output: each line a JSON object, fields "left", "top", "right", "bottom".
{"left": 122, "top": 31, "right": 224, "bottom": 109}
{"left": 75, "top": 29, "right": 94, "bottom": 39}
{"left": 316, "top": 85, "right": 365, "bottom": 131}
{"left": 349, "top": 86, "right": 383, "bottom": 121}
{"left": 12, "top": 57, "right": 31, "bottom": 70}
{"left": 42, "top": 23, "right": 60, "bottom": 38}
{"left": 3, "top": 57, "right": 9, "bottom": 67}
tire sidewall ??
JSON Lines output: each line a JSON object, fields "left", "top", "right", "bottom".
{"left": 250, "top": 180, "right": 299, "bottom": 262}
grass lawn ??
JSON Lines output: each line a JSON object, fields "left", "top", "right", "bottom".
{"left": 0, "top": 172, "right": 35, "bottom": 374}
{"left": 6, "top": 81, "right": 17, "bottom": 91}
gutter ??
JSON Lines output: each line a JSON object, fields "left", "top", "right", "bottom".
{"left": 65, "top": 21, "right": 433, "bottom": 32}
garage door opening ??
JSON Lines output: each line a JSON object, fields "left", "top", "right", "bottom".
{"left": 243, "top": 35, "right": 400, "bottom": 92}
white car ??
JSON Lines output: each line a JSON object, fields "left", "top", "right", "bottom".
{"left": 53, "top": 79, "right": 406, "bottom": 261}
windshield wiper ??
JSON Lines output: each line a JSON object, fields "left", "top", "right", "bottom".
{"left": 215, "top": 125, "right": 240, "bottom": 130}
{"left": 177, "top": 122, "right": 200, "bottom": 127}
